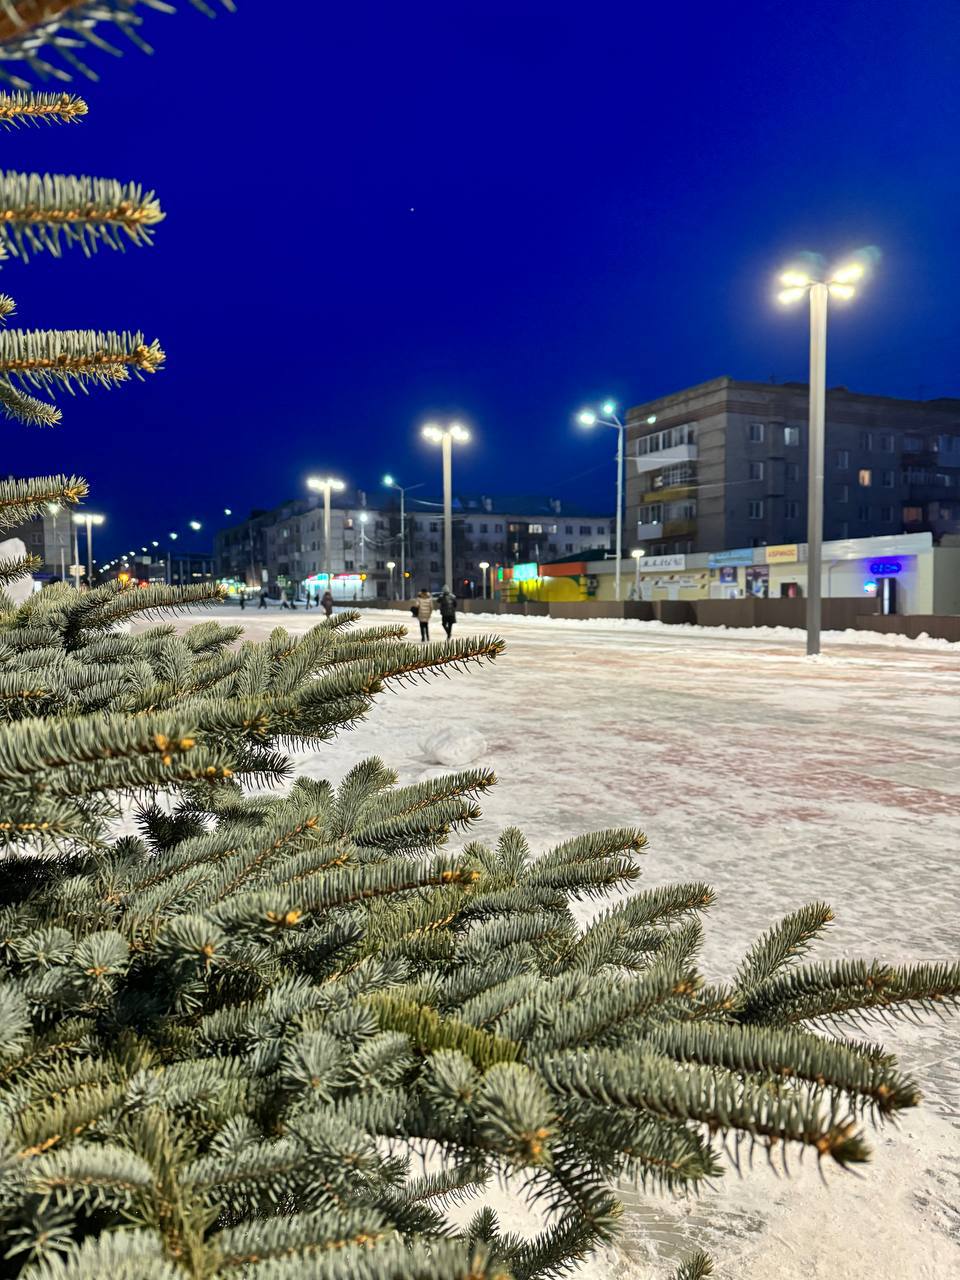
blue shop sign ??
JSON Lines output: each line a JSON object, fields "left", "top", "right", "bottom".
{"left": 708, "top": 548, "right": 755, "bottom": 568}
{"left": 869, "top": 560, "right": 902, "bottom": 576}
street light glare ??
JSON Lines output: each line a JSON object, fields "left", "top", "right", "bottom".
{"left": 450, "top": 423, "right": 470, "bottom": 442}
{"left": 601, "top": 400, "right": 616, "bottom": 416}
{"left": 780, "top": 269, "right": 812, "bottom": 288}
{"left": 169, "top": 532, "right": 178, "bottom": 541}
{"left": 383, "top": 474, "right": 394, "bottom": 487}
{"left": 577, "top": 409, "right": 597, "bottom": 426}
{"left": 830, "top": 262, "right": 865, "bottom": 285}
{"left": 479, "top": 560, "right": 490, "bottom": 570}
{"left": 778, "top": 286, "right": 807, "bottom": 305}
{"left": 422, "top": 423, "right": 442, "bottom": 443}
{"left": 646, "top": 415, "right": 657, "bottom": 425}
{"left": 151, "top": 541, "right": 158, "bottom": 547}
{"left": 189, "top": 520, "right": 202, "bottom": 531}
{"left": 224, "top": 507, "right": 232, "bottom": 516}
{"left": 828, "top": 282, "right": 856, "bottom": 301}
{"left": 630, "top": 548, "right": 646, "bottom": 559}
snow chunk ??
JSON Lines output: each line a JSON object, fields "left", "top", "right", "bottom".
{"left": 421, "top": 726, "right": 487, "bottom": 766}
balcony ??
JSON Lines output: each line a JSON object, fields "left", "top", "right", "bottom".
{"left": 664, "top": 518, "right": 696, "bottom": 537}
{"left": 643, "top": 481, "right": 697, "bottom": 503}
{"left": 634, "top": 443, "right": 697, "bottom": 475}
{"left": 635, "top": 521, "right": 664, "bottom": 541}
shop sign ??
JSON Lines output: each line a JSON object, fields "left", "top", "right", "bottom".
{"left": 708, "top": 548, "right": 755, "bottom": 567}
{"left": 653, "top": 575, "right": 698, "bottom": 588}
{"left": 869, "top": 560, "right": 902, "bottom": 575}
{"left": 718, "top": 566, "right": 738, "bottom": 584}
{"left": 512, "top": 562, "right": 539, "bottom": 582}
{"left": 744, "top": 565, "right": 770, "bottom": 598}
{"left": 765, "top": 544, "right": 798, "bottom": 564}
{"left": 635, "top": 553, "right": 686, "bottom": 571}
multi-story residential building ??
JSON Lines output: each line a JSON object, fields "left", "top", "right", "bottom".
{"left": 625, "top": 378, "right": 960, "bottom": 556}
{"left": 215, "top": 494, "right": 612, "bottom": 598}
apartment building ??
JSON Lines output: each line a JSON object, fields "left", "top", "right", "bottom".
{"left": 215, "top": 493, "right": 612, "bottom": 597}
{"left": 624, "top": 377, "right": 960, "bottom": 556}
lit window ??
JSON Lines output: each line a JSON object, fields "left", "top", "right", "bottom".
{"left": 784, "top": 426, "right": 800, "bottom": 446}
{"left": 859, "top": 469, "right": 872, "bottom": 487}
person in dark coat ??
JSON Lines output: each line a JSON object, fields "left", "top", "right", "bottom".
{"left": 258, "top": 590, "right": 268, "bottom": 609}
{"left": 437, "top": 586, "right": 457, "bottom": 640}
{"left": 321, "top": 589, "right": 334, "bottom": 618}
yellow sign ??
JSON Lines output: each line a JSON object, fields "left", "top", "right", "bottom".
{"left": 765, "top": 544, "right": 798, "bottom": 564}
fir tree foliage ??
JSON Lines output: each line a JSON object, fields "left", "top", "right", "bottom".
{"left": 0, "top": 2, "right": 233, "bottom": 88}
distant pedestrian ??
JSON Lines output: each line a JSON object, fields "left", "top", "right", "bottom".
{"left": 416, "top": 588, "right": 433, "bottom": 642}
{"left": 280, "top": 589, "right": 290, "bottom": 610}
{"left": 437, "top": 585, "right": 457, "bottom": 640}
{"left": 258, "top": 590, "right": 267, "bottom": 609}
{"left": 321, "top": 588, "right": 334, "bottom": 618}
{"left": 239, "top": 592, "right": 246, "bottom": 611}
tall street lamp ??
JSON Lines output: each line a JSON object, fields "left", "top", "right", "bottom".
{"left": 167, "top": 532, "right": 178, "bottom": 585}
{"left": 386, "top": 560, "right": 396, "bottom": 597}
{"left": 478, "top": 559, "right": 490, "bottom": 600}
{"left": 73, "top": 512, "right": 104, "bottom": 583}
{"left": 422, "top": 422, "right": 470, "bottom": 590}
{"left": 630, "top": 547, "right": 646, "bottom": 598}
{"left": 778, "top": 258, "right": 867, "bottom": 656}
{"left": 383, "top": 474, "right": 423, "bottom": 600}
{"left": 307, "top": 475, "right": 346, "bottom": 590}
{"left": 578, "top": 401, "right": 655, "bottom": 602}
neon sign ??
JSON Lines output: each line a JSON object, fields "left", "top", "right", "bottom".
{"left": 869, "top": 560, "right": 902, "bottom": 575}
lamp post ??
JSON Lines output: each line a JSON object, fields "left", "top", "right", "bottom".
{"left": 307, "top": 475, "right": 346, "bottom": 592}
{"left": 382, "top": 475, "right": 423, "bottom": 601}
{"left": 630, "top": 547, "right": 646, "bottom": 598}
{"left": 386, "top": 560, "right": 396, "bottom": 597}
{"left": 578, "top": 401, "right": 655, "bottom": 602}
{"left": 422, "top": 422, "right": 470, "bottom": 590}
{"left": 777, "top": 259, "right": 866, "bottom": 656}
{"left": 167, "top": 532, "right": 178, "bottom": 585}
{"left": 73, "top": 512, "right": 104, "bottom": 584}
{"left": 478, "top": 560, "right": 490, "bottom": 600}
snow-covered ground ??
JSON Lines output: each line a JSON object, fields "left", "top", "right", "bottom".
{"left": 175, "top": 607, "right": 960, "bottom": 1278}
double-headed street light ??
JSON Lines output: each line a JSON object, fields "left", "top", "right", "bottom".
{"left": 307, "top": 475, "right": 346, "bottom": 588}
{"left": 578, "top": 400, "right": 657, "bottom": 602}
{"left": 383, "top": 474, "right": 424, "bottom": 600}
{"left": 778, "top": 258, "right": 867, "bottom": 656}
{"left": 72, "top": 511, "right": 104, "bottom": 583}
{"left": 422, "top": 422, "right": 470, "bottom": 590}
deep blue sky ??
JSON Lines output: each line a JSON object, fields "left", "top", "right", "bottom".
{"left": 5, "top": 0, "right": 958, "bottom": 558}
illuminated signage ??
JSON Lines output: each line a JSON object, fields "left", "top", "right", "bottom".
{"left": 869, "top": 560, "right": 902, "bottom": 576}
{"left": 512, "top": 562, "right": 539, "bottom": 582}
{"left": 765, "top": 544, "right": 798, "bottom": 564}
{"left": 708, "top": 548, "right": 755, "bottom": 567}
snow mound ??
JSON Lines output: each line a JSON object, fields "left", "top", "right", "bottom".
{"left": 421, "top": 727, "right": 487, "bottom": 766}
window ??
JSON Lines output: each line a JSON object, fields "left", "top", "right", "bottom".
{"left": 344, "top": 560, "right": 354, "bottom": 571}
{"left": 748, "top": 461, "right": 764, "bottom": 480}
{"left": 748, "top": 422, "right": 765, "bottom": 443}
{"left": 838, "top": 522, "right": 849, "bottom": 538}
{"left": 857, "top": 504, "right": 870, "bottom": 521}
{"left": 836, "top": 449, "right": 850, "bottom": 468}
{"left": 880, "top": 505, "right": 893, "bottom": 522}
{"left": 882, "top": 469, "right": 894, "bottom": 488}
{"left": 429, "top": 540, "right": 439, "bottom": 552}
{"left": 564, "top": 524, "right": 573, "bottom": 534}
{"left": 494, "top": 523, "right": 503, "bottom": 533}
{"left": 480, "top": 523, "right": 488, "bottom": 533}
{"left": 838, "top": 485, "right": 849, "bottom": 503}
{"left": 858, "top": 469, "right": 872, "bottom": 487}
{"left": 881, "top": 434, "right": 895, "bottom": 452}
{"left": 789, "top": 463, "right": 801, "bottom": 482}
{"left": 904, "top": 434, "right": 923, "bottom": 451}
{"left": 579, "top": 526, "right": 591, "bottom": 535}
{"left": 785, "top": 500, "right": 800, "bottom": 518}
{"left": 430, "top": 560, "right": 440, "bottom": 572}
{"left": 748, "top": 500, "right": 764, "bottom": 520}
{"left": 565, "top": 543, "right": 574, "bottom": 552}
{"left": 528, "top": 523, "right": 543, "bottom": 534}
{"left": 429, "top": 521, "right": 439, "bottom": 533}
{"left": 903, "top": 506, "right": 923, "bottom": 523}
{"left": 784, "top": 426, "right": 800, "bottom": 446}
{"left": 859, "top": 431, "right": 873, "bottom": 451}
{"left": 375, "top": 560, "right": 385, "bottom": 570}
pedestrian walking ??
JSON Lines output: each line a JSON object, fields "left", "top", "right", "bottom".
{"left": 415, "top": 588, "right": 433, "bottom": 642}
{"left": 279, "top": 589, "right": 290, "bottom": 610}
{"left": 239, "top": 592, "right": 246, "bottom": 611}
{"left": 321, "top": 588, "right": 334, "bottom": 618}
{"left": 437, "top": 585, "right": 457, "bottom": 640}
{"left": 258, "top": 590, "right": 268, "bottom": 609}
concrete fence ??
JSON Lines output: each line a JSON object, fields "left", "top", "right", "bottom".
{"left": 352, "top": 596, "right": 959, "bottom": 642}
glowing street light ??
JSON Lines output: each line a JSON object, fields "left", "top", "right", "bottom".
{"left": 307, "top": 474, "right": 346, "bottom": 587}
{"left": 189, "top": 520, "right": 202, "bottom": 532}
{"left": 576, "top": 400, "right": 654, "bottom": 602}
{"left": 421, "top": 422, "right": 470, "bottom": 589}
{"left": 383, "top": 473, "right": 424, "bottom": 601}
{"left": 386, "top": 559, "right": 397, "bottom": 597}
{"left": 777, "top": 255, "right": 870, "bottom": 656}
{"left": 478, "top": 559, "right": 490, "bottom": 600}
{"left": 73, "top": 511, "right": 104, "bottom": 583}
{"left": 630, "top": 547, "right": 646, "bottom": 597}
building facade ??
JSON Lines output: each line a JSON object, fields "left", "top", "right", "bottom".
{"left": 625, "top": 378, "right": 960, "bottom": 556}
{"left": 215, "top": 494, "right": 612, "bottom": 599}
{"left": 1, "top": 490, "right": 77, "bottom": 581}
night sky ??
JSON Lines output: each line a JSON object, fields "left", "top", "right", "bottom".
{"left": 4, "top": 0, "right": 958, "bottom": 559}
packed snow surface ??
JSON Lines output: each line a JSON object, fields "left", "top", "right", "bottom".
{"left": 420, "top": 725, "right": 488, "bottom": 766}
{"left": 167, "top": 607, "right": 960, "bottom": 1279}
